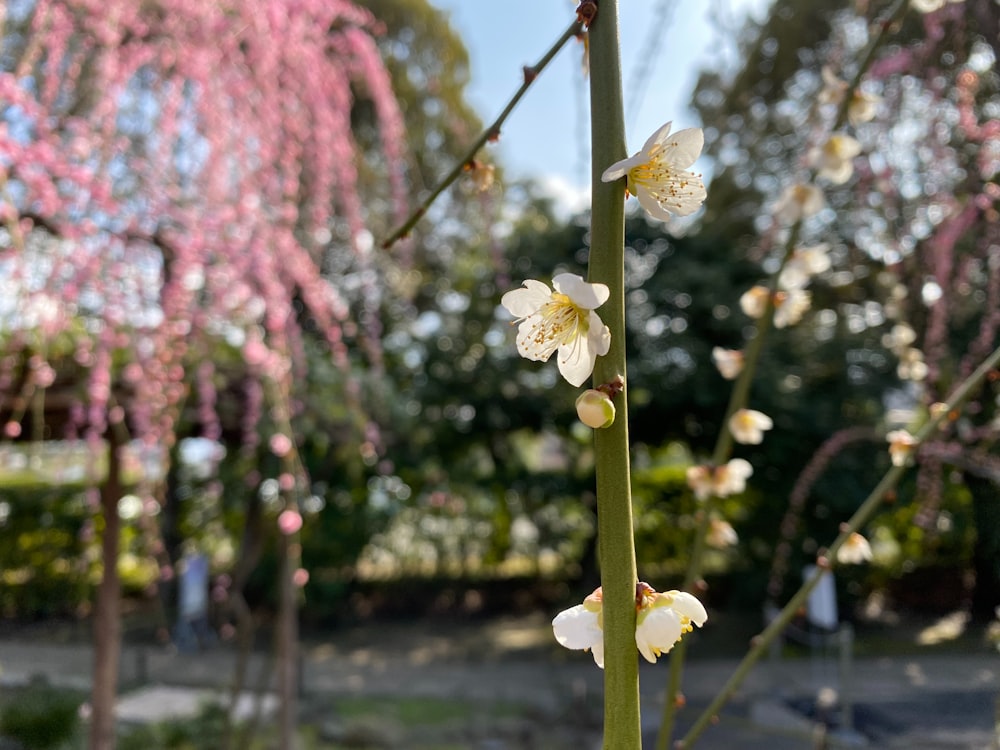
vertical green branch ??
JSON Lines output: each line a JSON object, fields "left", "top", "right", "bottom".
{"left": 587, "top": 2, "right": 641, "bottom": 748}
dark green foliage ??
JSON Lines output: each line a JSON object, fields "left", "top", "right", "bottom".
{"left": 118, "top": 703, "right": 229, "bottom": 750}
{"left": 0, "top": 683, "right": 81, "bottom": 750}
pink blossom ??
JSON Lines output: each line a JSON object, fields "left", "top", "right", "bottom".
{"left": 277, "top": 509, "right": 303, "bottom": 536}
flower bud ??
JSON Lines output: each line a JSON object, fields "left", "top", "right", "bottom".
{"left": 576, "top": 389, "right": 616, "bottom": 429}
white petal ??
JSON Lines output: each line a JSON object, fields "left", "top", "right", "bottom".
{"left": 602, "top": 153, "right": 645, "bottom": 183}
{"left": 588, "top": 312, "right": 611, "bottom": 356}
{"left": 557, "top": 338, "right": 596, "bottom": 387}
{"left": 635, "top": 187, "right": 677, "bottom": 222}
{"left": 591, "top": 640, "right": 605, "bottom": 668}
{"left": 552, "top": 605, "right": 602, "bottom": 650}
{"left": 501, "top": 280, "right": 552, "bottom": 318}
{"left": 514, "top": 318, "right": 555, "bottom": 362}
{"left": 669, "top": 591, "right": 708, "bottom": 627}
{"left": 663, "top": 127, "right": 704, "bottom": 169}
{"left": 635, "top": 607, "right": 682, "bottom": 663}
{"left": 641, "top": 120, "right": 674, "bottom": 156}
{"left": 553, "top": 273, "right": 609, "bottom": 309}
{"left": 727, "top": 458, "right": 753, "bottom": 481}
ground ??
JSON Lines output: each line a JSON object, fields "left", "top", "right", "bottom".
{"left": 0, "top": 608, "right": 998, "bottom": 749}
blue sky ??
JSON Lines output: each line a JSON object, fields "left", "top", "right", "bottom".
{"left": 428, "top": 1, "right": 773, "bottom": 211}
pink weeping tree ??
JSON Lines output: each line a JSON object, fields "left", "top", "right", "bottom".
{"left": 0, "top": 0, "right": 406, "bottom": 747}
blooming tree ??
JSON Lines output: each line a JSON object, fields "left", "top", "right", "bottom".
{"left": 0, "top": 0, "right": 407, "bottom": 747}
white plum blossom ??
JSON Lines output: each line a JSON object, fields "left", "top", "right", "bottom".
{"left": 887, "top": 429, "right": 918, "bottom": 466}
{"left": 818, "top": 65, "right": 848, "bottom": 106}
{"left": 687, "top": 458, "right": 753, "bottom": 501}
{"left": 739, "top": 286, "right": 810, "bottom": 328}
{"left": 773, "top": 289, "right": 812, "bottom": 329}
{"left": 501, "top": 273, "right": 611, "bottom": 387}
{"left": 773, "top": 182, "right": 825, "bottom": 224}
{"left": 837, "top": 532, "right": 873, "bottom": 565}
{"left": 739, "top": 286, "right": 770, "bottom": 319}
{"left": 601, "top": 121, "right": 707, "bottom": 221}
{"left": 712, "top": 347, "right": 745, "bottom": 380}
{"left": 576, "top": 389, "right": 616, "bottom": 429}
{"left": 706, "top": 518, "right": 739, "bottom": 549}
{"left": 715, "top": 458, "right": 754, "bottom": 496}
{"left": 779, "top": 244, "right": 831, "bottom": 290}
{"left": 848, "top": 90, "right": 882, "bottom": 126}
{"left": 809, "top": 133, "right": 862, "bottom": 185}
{"left": 729, "top": 408, "right": 773, "bottom": 445}
{"left": 635, "top": 585, "right": 708, "bottom": 664}
{"left": 552, "top": 584, "right": 707, "bottom": 668}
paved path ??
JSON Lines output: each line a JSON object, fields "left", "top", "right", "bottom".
{"left": 0, "top": 615, "right": 997, "bottom": 749}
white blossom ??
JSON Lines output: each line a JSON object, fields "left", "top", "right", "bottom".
{"left": 501, "top": 273, "right": 611, "bottom": 387}
{"left": 551, "top": 584, "right": 706, "bottom": 668}
{"left": 729, "top": 408, "right": 773, "bottom": 445}
{"left": 711, "top": 347, "right": 745, "bottom": 380}
{"left": 779, "top": 244, "right": 831, "bottom": 290}
{"left": 706, "top": 519, "right": 739, "bottom": 549}
{"left": 809, "top": 133, "right": 862, "bottom": 185}
{"left": 848, "top": 90, "right": 881, "bottom": 126}
{"left": 602, "top": 121, "right": 707, "bottom": 221}
{"left": 773, "top": 183, "right": 825, "bottom": 224}
{"left": 773, "top": 288, "right": 812, "bottom": 329}
{"left": 887, "top": 429, "right": 918, "bottom": 466}
{"left": 837, "top": 532, "right": 873, "bottom": 565}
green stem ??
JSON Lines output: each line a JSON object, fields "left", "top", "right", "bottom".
{"left": 382, "top": 18, "right": 583, "bottom": 250}
{"left": 677, "top": 342, "right": 1000, "bottom": 748}
{"left": 588, "top": 2, "right": 640, "bottom": 748}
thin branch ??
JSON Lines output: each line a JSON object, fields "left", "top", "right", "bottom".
{"left": 677, "top": 342, "right": 1000, "bottom": 749}
{"left": 381, "top": 17, "right": 583, "bottom": 250}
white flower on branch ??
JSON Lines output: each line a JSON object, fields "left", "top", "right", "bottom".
{"left": 552, "top": 584, "right": 707, "bottom": 668}
{"left": 837, "top": 532, "right": 873, "bottom": 565}
{"left": 887, "top": 429, "right": 918, "bottom": 466}
{"left": 809, "top": 133, "right": 862, "bottom": 185}
{"left": 686, "top": 458, "right": 753, "bottom": 501}
{"left": 779, "top": 244, "right": 831, "bottom": 290}
{"left": 712, "top": 347, "right": 745, "bottom": 380}
{"left": 601, "top": 121, "right": 707, "bottom": 221}
{"left": 706, "top": 519, "right": 739, "bottom": 549}
{"left": 773, "top": 182, "right": 826, "bottom": 224}
{"left": 501, "top": 273, "right": 611, "bottom": 387}
{"left": 729, "top": 409, "right": 773, "bottom": 445}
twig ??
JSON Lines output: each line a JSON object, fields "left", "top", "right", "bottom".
{"left": 381, "top": 17, "right": 583, "bottom": 249}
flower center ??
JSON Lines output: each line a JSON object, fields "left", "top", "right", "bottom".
{"left": 525, "top": 293, "right": 588, "bottom": 357}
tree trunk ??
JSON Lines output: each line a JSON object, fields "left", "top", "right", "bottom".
{"left": 276, "top": 534, "right": 298, "bottom": 750}
{"left": 90, "top": 438, "right": 122, "bottom": 750}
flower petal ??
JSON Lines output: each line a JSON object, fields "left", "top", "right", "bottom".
{"left": 552, "top": 605, "right": 602, "bottom": 650}
{"left": 602, "top": 154, "right": 645, "bottom": 183}
{"left": 641, "top": 120, "right": 674, "bottom": 156}
{"left": 635, "top": 187, "right": 677, "bottom": 222}
{"left": 588, "top": 311, "right": 611, "bottom": 356}
{"left": 635, "top": 607, "right": 682, "bottom": 663}
{"left": 662, "top": 127, "right": 704, "bottom": 169}
{"left": 557, "top": 338, "right": 596, "bottom": 387}
{"left": 501, "top": 280, "right": 553, "bottom": 318}
{"left": 553, "top": 273, "right": 609, "bottom": 309}
{"left": 668, "top": 591, "right": 708, "bottom": 627}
